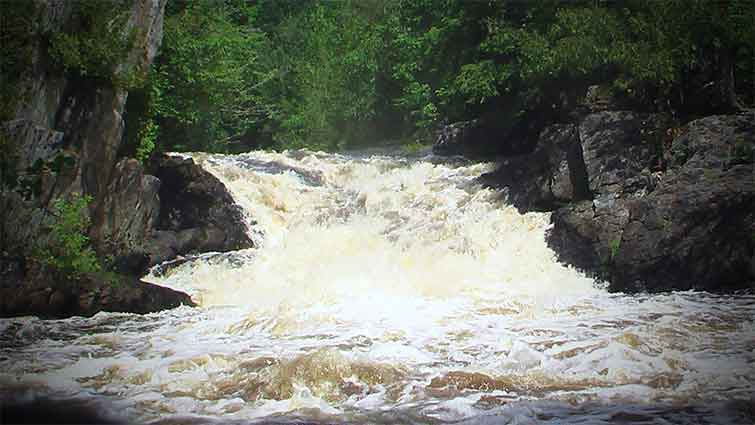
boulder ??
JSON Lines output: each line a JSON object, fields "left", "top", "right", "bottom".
{"left": 145, "top": 154, "right": 254, "bottom": 264}
{"left": 578, "top": 111, "right": 673, "bottom": 200}
{"left": 433, "top": 120, "right": 498, "bottom": 157}
{"left": 548, "top": 111, "right": 755, "bottom": 292}
{"left": 432, "top": 117, "right": 536, "bottom": 158}
{"left": 0, "top": 258, "right": 194, "bottom": 319}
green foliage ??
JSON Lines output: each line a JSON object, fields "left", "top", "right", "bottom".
{"left": 151, "top": 0, "right": 272, "bottom": 152}
{"left": 609, "top": 238, "right": 621, "bottom": 261}
{"left": 129, "top": 0, "right": 753, "bottom": 154}
{"left": 48, "top": 0, "right": 139, "bottom": 87}
{"left": 270, "top": 2, "right": 383, "bottom": 149}
{"left": 124, "top": 75, "right": 162, "bottom": 163}
{"left": 135, "top": 119, "right": 158, "bottom": 163}
{"left": 36, "top": 194, "right": 101, "bottom": 277}
{"left": 0, "top": 1, "right": 38, "bottom": 121}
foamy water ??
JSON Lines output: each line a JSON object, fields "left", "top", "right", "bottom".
{"left": 1, "top": 150, "right": 753, "bottom": 424}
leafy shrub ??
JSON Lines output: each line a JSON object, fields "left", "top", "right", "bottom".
{"left": 135, "top": 119, "right": 158, "bottom": 163}
{"left": 36, "top": 194, "right": 101, "bottom": 277}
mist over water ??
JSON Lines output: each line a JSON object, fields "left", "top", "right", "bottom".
{"left": 2, "top": 150, "right": 754, "bottom": 424}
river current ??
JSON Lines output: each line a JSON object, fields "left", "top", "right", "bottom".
{"left": 1, "top": 150, "right": 754, "bottom": 424}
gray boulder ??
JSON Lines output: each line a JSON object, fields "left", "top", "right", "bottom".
{"left": 579, "top": 111, "right": 672, "bottom": 200}
{"left": 548, "top": 112, "right": 755, "bottom": 292}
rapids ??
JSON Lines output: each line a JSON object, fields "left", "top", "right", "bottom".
{"left": 1, "top": 150, "right": 754, "bottom": 424}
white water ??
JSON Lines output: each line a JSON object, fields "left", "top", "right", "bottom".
{"left": 1, "top": 150, "right": 754, "bottom": 424}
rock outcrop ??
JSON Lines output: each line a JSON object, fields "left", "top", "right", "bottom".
{"left": 0, "top": 0, "right": 246, "bottom": 317}
{"left": 458, "top": 83, "right": 755, "bottom": 292}
{"left": 144, "top": 154, "right": 253, "bottom": 266}
{"left": 0, "top": 257, "right": 193, "bottom": 318}
{"left": 94, "top": 154, "right": 254, "bottom": 272}
{"left": 432, "top": 117, "right": 538, "bottom": 158}
{"left": 1, "top": 0, "right": 168, "bottom": 260}
{"left": 433, "top": 120, "right": 501, "bottom": 157}
{"left": 480, "top": 123, "right": 590, "bottom": 211}
{"left": 549, "top": 112, "right": 754, "bottom": 292}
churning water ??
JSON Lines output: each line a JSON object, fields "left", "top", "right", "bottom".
{"left": 1, "top": 150, "right": 754, "bottom": 424}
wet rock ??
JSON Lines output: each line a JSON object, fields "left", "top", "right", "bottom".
{"left": 94, "top": 158, "right": 161, "bottom": 273}
{"left": 29, "top": 289, "right": 51, "bottom": 313}
{"left": 433, "top": 120, "right": 491, "bottom": 157}
{"left": 480, "top": 123, "right": 590, "bottom": 211}
{"left": 0, "top": 120, "right": 65, "bottom": 169}
{"left": 47, "top": 290, "right": 68, "bottom": 314}
{"left": 548, "top": 111, "right": 755, "bottom": 292}
{"left": 579, "top": 111, "right": 673, "bottom": 200}
{"left": 147, "top": 153, "right": 253, "bottom": 265}
{"left": 0, "top": 261, "right": 194, "bottom": 319}
{"left": 0, "top": 0, "right": 168, "bottom": 259}
{"left": 432, "top": 118, "right": 534, "bottom": 158}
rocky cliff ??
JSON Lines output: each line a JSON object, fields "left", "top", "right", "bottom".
{"left": 0, "top": 0, "right": 252, "bottom": 317}
{"left": 447, "top": 88, "right": 754, "bottom": 293}
{"left": 1, "top": 0, "right": 167, "bottom": 263}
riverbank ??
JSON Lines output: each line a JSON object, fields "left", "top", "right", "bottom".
{"left": 0, "top": 256, "right": 193, "bottom": 318}
{"left": 436, "top": 87, "right": 755, "bottom": 293}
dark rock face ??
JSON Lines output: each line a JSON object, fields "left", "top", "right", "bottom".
{"left": 433, "top": 118, "right": 536, "bottom": 158}
{"left": 548, "top": 112, "right": 755, "bottom": 292}
{"left": 579, "top": 111, "right": 671, "bottom": 199}
{"left": 433, "top": 120, "right": 499, "bottom": 157}
{"left": 474, "top": 81, "right": 754, "bottom": 293}
{"left": 480, "top": 124, "right": 590, "bottom": 211}
{"left": 1, "top": 0, "right": 167, "bottom": 257}
{"left": 95, "top": 158, "right": 162, "bottom": 273}
{"left": 0, "top": 1, "right": 205, "bottom": 318}
{"left": 0, "top": 258, "right": 194, "bottom": 319}
{"left": 92, "top": 154, "right": 256, "bottom": 273}
{"left": 145, "top": 154, "right": 254, "bottom": 265}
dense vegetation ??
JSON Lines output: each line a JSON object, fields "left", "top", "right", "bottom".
{"left": 120, "top": 0, "right": 753, "bottom": 156}
{"left": 2, "top": 0, "right": 753, "bottom": 157}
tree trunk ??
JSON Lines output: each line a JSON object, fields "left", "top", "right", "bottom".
{"left": 717, "top": 47, "right": 741, "bottom": 112}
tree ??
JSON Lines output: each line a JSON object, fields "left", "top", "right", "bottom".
{"left": 149, "top": 0, "right": 273, "bottom": 152}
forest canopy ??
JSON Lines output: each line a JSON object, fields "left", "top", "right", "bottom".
{"left": 121, "top": 0, "right": 754, "bottom": 156}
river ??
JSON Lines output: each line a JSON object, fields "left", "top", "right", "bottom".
{"left": 1, "top": 150, "right": 754, "bottom": 424}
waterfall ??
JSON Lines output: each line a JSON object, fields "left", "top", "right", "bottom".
{"left": 2, "top": 150, "right": 753, "bottom": 424}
